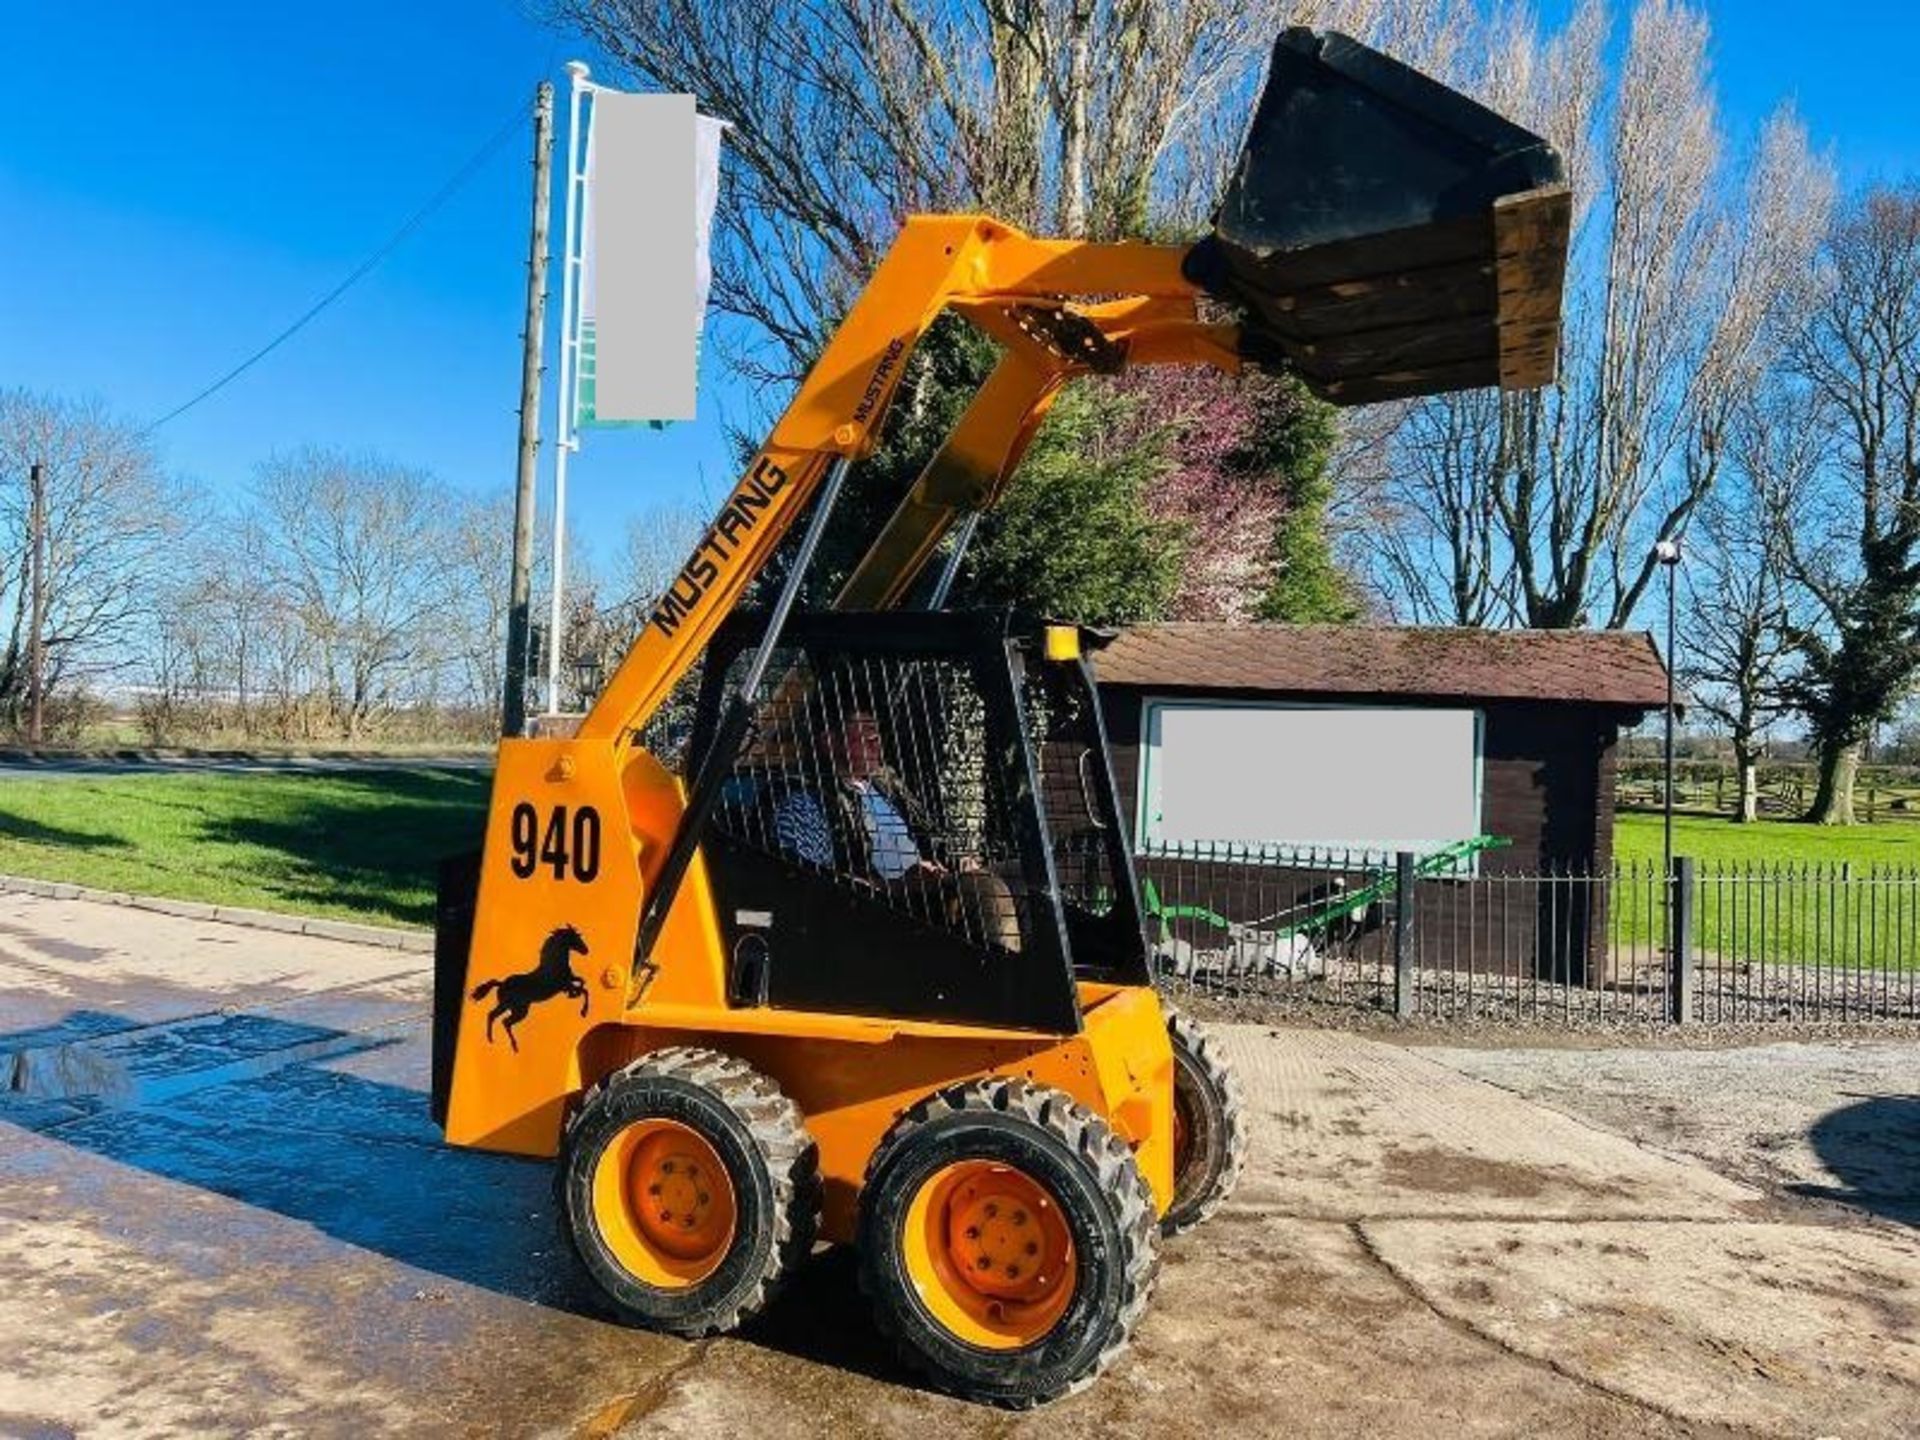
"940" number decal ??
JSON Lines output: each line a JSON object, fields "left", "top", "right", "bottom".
{"left": 508, "top": 803, "right": 601, "bottom": 882}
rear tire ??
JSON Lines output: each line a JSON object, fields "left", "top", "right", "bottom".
{"left": 857, "top": 1077, "right": 1158, "bottom": 1407}
{"left": 557, "top": 1047, "right": 819, "bottom": 1336}
{"left": 1163, "top": 1006, "right": 1248, "bottom": 1235}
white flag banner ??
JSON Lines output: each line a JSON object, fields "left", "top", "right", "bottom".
{"left": 692, "top": 112, "right": 724, "bottom": 330}
{"left": 574, "top": 91, "right": 722, "bottom": 426}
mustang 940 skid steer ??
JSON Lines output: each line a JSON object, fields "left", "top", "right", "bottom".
{"left": 433, "top": 29, "right": 1570, "bottom": 1406}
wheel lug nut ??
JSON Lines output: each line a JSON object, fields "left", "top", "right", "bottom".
{"left": 964, "top": 1226, "right": 980, "bottom": 1240}
{"left": 1025, "top": 1242, "right": 1038, "bottom": 1256}
{"left": 1012, "top": 1210, "right": 1026, "bottom": 1225}
{"left": 648, "top": 1184, "right": 661, "bottom": 1196}
{"left": 984, "top": 1203, "right": 998, "bottom": 1218}
{"left": 697, "top": 1191, "right": 709, "bottom": 1205}
{"left": 662, "top": 1161, "right": 676, "bottom": 1175}
{"left": 976, "top": 1256, "right": 992, "bottom": 1270}
{"left": 1005, "top": 1266, "right": 1020, "bottom": 1279}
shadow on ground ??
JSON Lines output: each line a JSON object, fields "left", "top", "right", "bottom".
{"left": 2, "top": 1008, "right": 917, "bottom": 1386}
{"left": 195, "top": 766, "right": 490, "bottom": 925}
{"left": 1800, "top": 1094, "right": 1920, "bottom": 1225}
{"left": 0, "top": 810, "right": 133, "bottom": 851}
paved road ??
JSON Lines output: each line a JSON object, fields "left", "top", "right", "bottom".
{"left": 2, "top": 893, "right": 1916, "bottom": 1437}
{"left": 0, "top": 753, "right": 490, "bottom": 780}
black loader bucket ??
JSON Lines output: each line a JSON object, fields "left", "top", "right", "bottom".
{"left": 1187, "top": 28, "right": 1571, "bottom": 406}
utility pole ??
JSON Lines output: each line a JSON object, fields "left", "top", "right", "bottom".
{"left": 27, "top": 461, "right": 46, "bottom": 747}
{"left": 502, "top": 79, "right": 554, "bottom": 738}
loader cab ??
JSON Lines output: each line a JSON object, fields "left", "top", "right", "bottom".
{"left": 686, "top": 609, "right": 1150, "bottom": 1034}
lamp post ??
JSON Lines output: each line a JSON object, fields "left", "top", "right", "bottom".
{"left": 1654, "top": 538, "right": 1683, "bottom": 881}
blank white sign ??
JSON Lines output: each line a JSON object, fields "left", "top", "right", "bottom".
{"left": 589, "top": 91, "right": 696, "bottom": 422}
{"left": 1140, "top": 701, "right": 1481, "bottom": 861}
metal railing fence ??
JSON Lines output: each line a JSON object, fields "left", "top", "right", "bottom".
{"left": 1148, "top": 845, "right": 1920, "bottom": 1025}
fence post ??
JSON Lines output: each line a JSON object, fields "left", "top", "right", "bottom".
{"left": 1668, "top": 855, "right": 1695, "bottom": 1024}
{"left": 1394, "top": 851, "right": 1416, "bottom": 1019}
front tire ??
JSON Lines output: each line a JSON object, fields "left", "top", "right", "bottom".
{"left": 1163, "top": 1006, "right": 1249, "bottom": 1234}
{"left": 557, "top": 1047, "right": 819, "bottom": 1336}
{"left": 857, "top": 1078, "right": 1159, "bottom": 1407}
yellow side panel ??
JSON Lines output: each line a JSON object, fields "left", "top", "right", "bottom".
{"left": 445, "top": 739, "right": 643, "bottom": 1154}
{"left": 1078, "top": 985, "right": 1176, "bottom": 1212}
{"left": 700, "top": 1030, "right": 1072, "bottom": 1241}
{"left": 621, "top": 748, "right": 728, "bottom": 1011}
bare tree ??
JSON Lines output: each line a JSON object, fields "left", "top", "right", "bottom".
{"left": 1364, "top": 1, "right": 1833, "bottom": 633}
{"left": 252, "top": 589, "right": 324, "bottom": 741}
{"left": 441, "top": 493, "right": 515, "bottom": 717}
{"left": 0, "top": 390, "right": 190, "bottom": 724}
{"left": 1365, "top": 388, "right": 1513, "bottom": 624}
{"left": 1678, "top": 466, "right": 1795, "bottom": 822}
{"left": 252, "top": 447, "right": 464, "bottom": 738}
{"left": 1771, "top": 185, "right": 1920, "bottom": 824}
{"left": 137, "top": 586, "right": 216, "bottom": 745}
{"left": 620, "top": 502, "right": 708, "bottom": 610}
{"left": 1613, "top": 105, "right": 1835, "bottom": 623}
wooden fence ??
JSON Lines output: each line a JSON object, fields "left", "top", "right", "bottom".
{"left": 1615, "top": 759, "right": 1920, "bottom": 823}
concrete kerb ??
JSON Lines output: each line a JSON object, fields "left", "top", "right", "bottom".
{"left": 0, "top": 873, "right": 432, "bottom": 953}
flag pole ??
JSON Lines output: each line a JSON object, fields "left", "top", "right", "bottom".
{"left": 546, "top": 60, "right": 591, "bottom": 715}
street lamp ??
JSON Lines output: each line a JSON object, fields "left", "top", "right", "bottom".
{"left": 1654, "top": 538, "right": 1683, "bottom": 881}
{"left": 572, "top": 652, "right": 605, "bottom": 709}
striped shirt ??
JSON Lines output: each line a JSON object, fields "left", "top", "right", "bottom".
{"left": 772, "top": 782, "right": 921, "bottom": 879}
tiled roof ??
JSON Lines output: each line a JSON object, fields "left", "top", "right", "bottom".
{"left": 1094, "top": 622, "right": 1671, "bottom": 710}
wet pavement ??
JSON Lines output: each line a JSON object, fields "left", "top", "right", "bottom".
{"left": 3, "top": 892, "right": 1917, "bottom": 1438}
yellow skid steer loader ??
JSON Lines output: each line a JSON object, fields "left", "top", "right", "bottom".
{"left": 432, "top": 29, "right": 1570, "bottom": 1406}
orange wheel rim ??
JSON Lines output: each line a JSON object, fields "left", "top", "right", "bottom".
{"left": 901, "top": 1160, "right": 1076, "bottom": 1350}
{"left": 591, "top": 1119, "right": 737, "bottom": 1288}
{"left": 1172, "top": 1088, "right": 1193, "bottom": 1175}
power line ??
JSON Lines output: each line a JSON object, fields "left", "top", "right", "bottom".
{"left": 145, "top": 99, "right": 529, "bottom": 434}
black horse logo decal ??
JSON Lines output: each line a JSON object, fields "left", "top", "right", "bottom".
{"left": 470, "top": 923, "right": 592, "bottom": 1053}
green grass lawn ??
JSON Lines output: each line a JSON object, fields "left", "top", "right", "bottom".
{"left": 0, "top": 768, "right": 490, "bottom": 928}
{"left": 1613, "top": 811, "right": 1920, "bottom": 972}
{"left": 1614, "top": 811, "right": 1920, "bottom": 868}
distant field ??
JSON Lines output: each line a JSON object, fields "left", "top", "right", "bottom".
{"left": 0, "top": 768, "right": 489, "bottom": 927}
{"left": 1615, "top": 812, "right": 1920, "bottom": 868}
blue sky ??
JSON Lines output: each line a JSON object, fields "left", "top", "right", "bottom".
{"left": 3, "top": 0, "right": 1917, "bottom": 578}
{"left": 0, "top": 0, "right": 746, "bottom": 580}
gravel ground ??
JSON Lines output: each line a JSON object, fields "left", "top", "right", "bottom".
{"left": 1417, "top": 1037, "right": 1920, "bottom": 1225}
